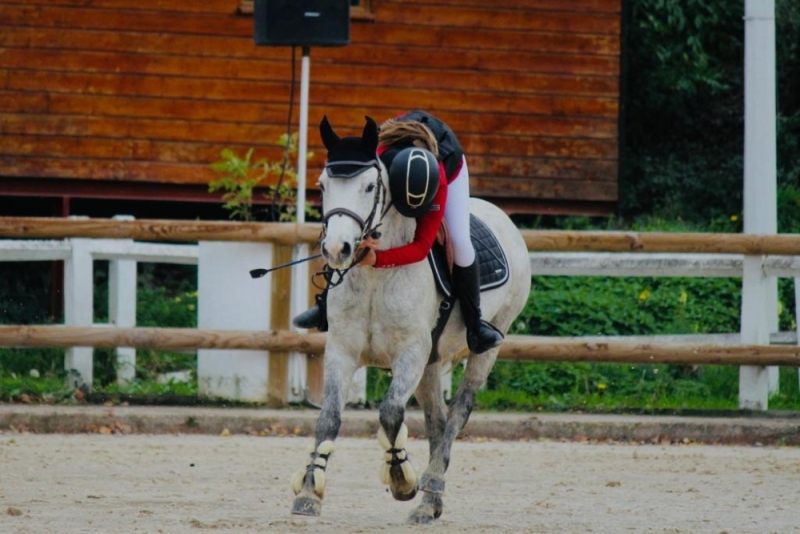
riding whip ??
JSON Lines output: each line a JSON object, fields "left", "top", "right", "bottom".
{"left": 249, "top": 253, "right": 323, "bottom": 279}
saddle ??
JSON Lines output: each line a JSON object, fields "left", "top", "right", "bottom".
{"left": 426, "top": 214, "right": 510, "bottom": 363}
{"left": 427, "top": 214, "right": 510, "bottom": 297}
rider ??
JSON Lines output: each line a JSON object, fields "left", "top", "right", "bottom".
{"left": 294, "top": 110, "right": 503, "bottom": 354}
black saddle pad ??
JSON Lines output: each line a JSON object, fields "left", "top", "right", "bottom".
{"left": 428, "top": 214, "right": 510, "bottom": 297}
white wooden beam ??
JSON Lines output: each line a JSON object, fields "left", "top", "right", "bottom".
{"left": 64, "top": 237, "right": 94, "bottom": 389}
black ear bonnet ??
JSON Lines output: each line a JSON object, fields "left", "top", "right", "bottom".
{"left": 321, "top": 116, "right": 379, "bottom": 178}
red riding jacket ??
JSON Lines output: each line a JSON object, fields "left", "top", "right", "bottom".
{"left": 373, "top": 153, "right": 467, "bottom": 268}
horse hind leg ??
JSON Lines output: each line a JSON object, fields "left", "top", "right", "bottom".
{"left": 291, "top": 353, "right": 356, "bottom": 516}
{"left": 407, "top": 363, "right": 447, "bottom": 524}
{"left": 417, "top": 348, "right": 499, "bottom": 502}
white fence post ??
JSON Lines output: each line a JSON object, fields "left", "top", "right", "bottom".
{"left": 64, "top": 236, "right": 94, "bottom": 389}
{"left": 740, "top": 256, "right": 772, "bottom": 409}
{"left": 441, "top": 368, "right": 452, "bottom": 401}
{"left": 349, "top": 367, "right": 367, "bottom": 405}
{"left": 740, "top": 0, "right": 777, "bottom": 410}
{"left": 795, "top": 278, "right": 800, "bottom": 392}
{"left": 197, "top": 241, "right": 273, "bottom": 402}
{"left": 289, "top": 243, "right": 309, "bottom": 402}
{"left": 108, "top": 215, "right": 137, "bottom": 385}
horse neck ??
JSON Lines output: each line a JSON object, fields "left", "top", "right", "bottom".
{"left": 378, "top": 207, "right": 417, "bottom": 250}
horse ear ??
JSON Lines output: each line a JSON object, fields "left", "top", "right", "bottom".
{"left": 320, "top": 115, "right": 340, "bottom": 152}
{"left": 362, "top": 116, "right": 379, "bottom": 156}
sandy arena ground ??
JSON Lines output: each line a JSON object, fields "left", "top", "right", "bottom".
{"left": 2, "top": 433, "right": 800, "bottom": 533}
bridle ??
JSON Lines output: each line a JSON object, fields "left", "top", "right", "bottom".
{"left": 318, "top": 159, "right": 389, "bottom": 289}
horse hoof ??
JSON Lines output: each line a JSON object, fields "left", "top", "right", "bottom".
{"left": 419, "top": 475, "right": 445, "bottom": 495}
{"left": 390, "top": 465, "right": 418, "bottom": 501}
{"left": 407, "top": 494, "right": 443, "bottom": 524}
{"left": 407, "top": 509, "right": 435, "bottom": 525}
{"left": 291, "top": 495, "right": 322, "bottom": 516}
{"left": 391, "top": 484, "right": 418, "bottom": 502}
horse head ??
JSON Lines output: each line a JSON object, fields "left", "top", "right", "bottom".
{"left": 318, "top": 116, "right": 386, "bottom": 270}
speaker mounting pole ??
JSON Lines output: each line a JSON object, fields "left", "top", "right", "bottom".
{"left": 296, "top": 46, "right": 310, "bottom": 228}
{"left": 290, "top": 45, "right": 312, "bottom": 398}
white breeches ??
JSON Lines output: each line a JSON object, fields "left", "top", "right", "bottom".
{"left": 444, "top": 156, "right": 475, "bottom": 267}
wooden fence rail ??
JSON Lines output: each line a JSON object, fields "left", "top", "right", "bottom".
{"left": 523, "top": 230, "right": 800, "bottom": 255}
{"left": 3, "top": 326, "right": 800, "bottom": 367}
{"left": 0, "top": 217, "right": 322, "bottom": 246}
{"left": 0, "top": 326, "right": 326, "bottom": 354}
{"left": 5, "top": 217, "right": 800, "bottom": 255}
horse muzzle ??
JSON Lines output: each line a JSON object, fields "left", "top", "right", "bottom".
{"left": 322, "top": 240, "right": 356, "bottom": 270}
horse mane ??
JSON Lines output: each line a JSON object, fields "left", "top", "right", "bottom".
{"left": 378, "top": 119, "right": 439, "bottom": 157}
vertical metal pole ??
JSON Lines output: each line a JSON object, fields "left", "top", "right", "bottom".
{"left": 296, "top": 46, "right": 310, "bottom": 227}
{"left": 740, "top": 0, "right": 777, "bottom": 410}
{"left": 290, "top": 46, "right": 311, "bottom": 400}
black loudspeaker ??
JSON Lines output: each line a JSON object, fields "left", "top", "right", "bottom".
{"left": 254, "top": 0, "right": 350, "bottom": 47}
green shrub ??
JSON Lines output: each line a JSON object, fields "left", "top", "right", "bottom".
{"left": 93, "top": 262, "right": 198, "bottom": 387}
{"left": 0, "top": 261, "right": 200, "bottom": 398}
{"left": 516, "top": 276, "right": 741, "bottom": 337}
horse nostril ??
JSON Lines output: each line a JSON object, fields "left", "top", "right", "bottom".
{"left": 341, "top": 242, "right": 351, "bottom": 257}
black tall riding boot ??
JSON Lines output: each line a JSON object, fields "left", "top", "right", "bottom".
{"left": 292, "top": 292, "right": 329, "bottom": 332}
{"left": 452, "top": 260, "right": 504, "bottom": 354}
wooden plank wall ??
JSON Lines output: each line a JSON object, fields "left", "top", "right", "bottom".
{"left": 0, "top": 0, "right": 621, "bottom": 211}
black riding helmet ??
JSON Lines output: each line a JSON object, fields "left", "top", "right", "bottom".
{"left": 382, "top": 145, "right": 440, "bottom": 218}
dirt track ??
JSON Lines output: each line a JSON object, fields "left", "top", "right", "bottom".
{"left": 2, "top": 433, "right": 800, "bottom": 534}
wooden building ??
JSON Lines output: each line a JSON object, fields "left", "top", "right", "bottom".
{"left": 0, "top": 0, "right": 623, "bottom": 218}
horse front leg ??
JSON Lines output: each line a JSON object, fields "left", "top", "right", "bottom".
{"left": 377, "top": 345, "right": 428, "bottom": 502}
{"left": 291, "top": 349, "right": 357, "bottom": 516}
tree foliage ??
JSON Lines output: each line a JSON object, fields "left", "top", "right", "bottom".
{"left": 622, "top": 0, "right": 800, "bottom": 224}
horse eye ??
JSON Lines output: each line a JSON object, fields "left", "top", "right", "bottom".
{"left": 366, "top": 183, "right": 375, "bottom": 193}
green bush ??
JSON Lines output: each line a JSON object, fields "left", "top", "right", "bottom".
{"left": 0, "top": 261, "right": 199, "bottom": 399}
{"left": 93, "top": 262, "right": 198, "bottom": 388}
{"left": 516, "top": 276, "right": 741, "bottom": 337}
{"left": 478, "top": 274, "right": 743, "bottom": 411}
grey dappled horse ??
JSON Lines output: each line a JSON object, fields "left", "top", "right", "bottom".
{"left": 290, "top": 116, "right": 531, "bottom": 524}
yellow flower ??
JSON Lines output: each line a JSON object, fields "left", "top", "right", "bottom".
{"left": 639, "top": 290, "right": 651, "bottom": 302}
{"left": 730, "top": 214, "right": 739, "bottom": 222}
{"left": 597, "top": 382, "right": 607, "bottom": 390}
{"left": 680, "top": 289, "right": 688, "bottom": 306}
